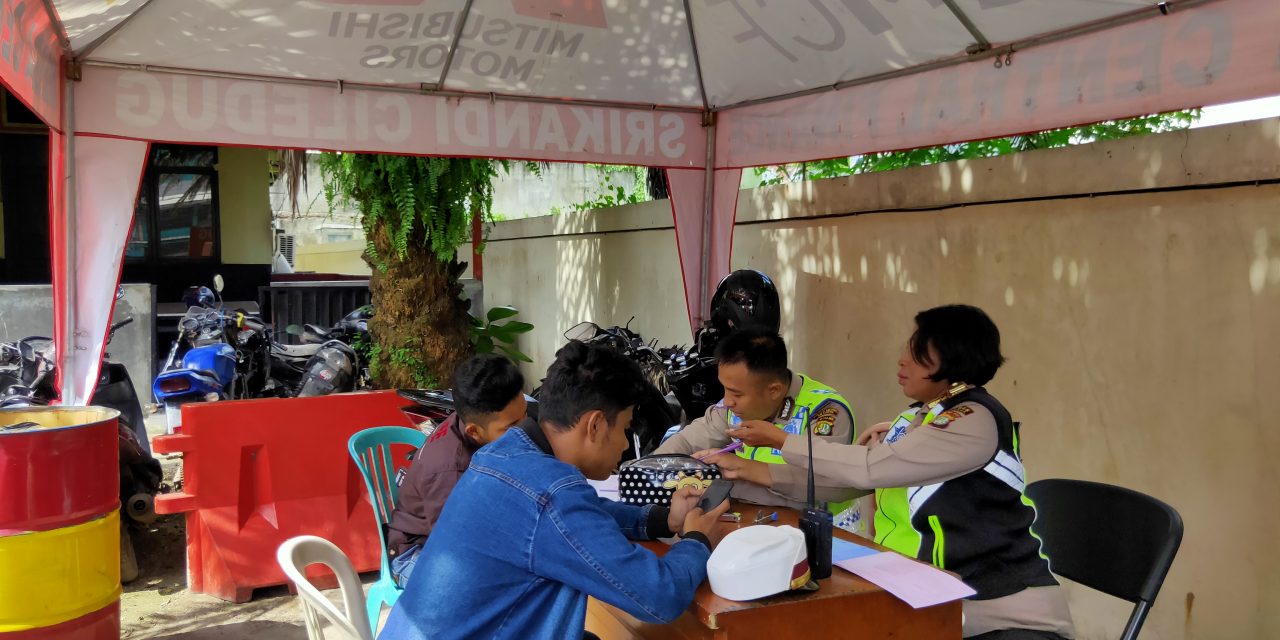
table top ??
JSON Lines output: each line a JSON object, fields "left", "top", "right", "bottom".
{"left": 643, "top": 502, "right": 896, "bottom": 625}
{"left": 589, "top": 501, "right": 962, "bottom": 639}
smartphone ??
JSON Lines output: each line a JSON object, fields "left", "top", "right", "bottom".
{"left": 696, "top": 479, "right": 734, "bottom": 512}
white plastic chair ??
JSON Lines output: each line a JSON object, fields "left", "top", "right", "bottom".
{"left": 276, "top": 535, "right": 376, "bottom": 640}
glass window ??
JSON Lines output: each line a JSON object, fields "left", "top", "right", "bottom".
{"left": 127, "top": 188, "right": 151, "bottom": 260}
{"left": 151, "top": 146, "right": 217, "bottom": 168}
{"left": 156, "top": 173, "right": 215, "bottom": 258}
{"left": 127, "top": 145, "right": 219, "bottom": 263}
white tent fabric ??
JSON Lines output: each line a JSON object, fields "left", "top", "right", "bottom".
{"left": 3, "top": 0, "right": 1280, "bottom": 403}
{"left": 56, "top": 0, "right": 1160, "bottom": 109}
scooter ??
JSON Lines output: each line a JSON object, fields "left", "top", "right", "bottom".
{"left": 0, "top": 314, "right": 162, "bottom": 583}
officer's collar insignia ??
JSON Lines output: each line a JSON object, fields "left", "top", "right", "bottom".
{"left": 777, "top": 396, "right": 796, "bottom": 421}
{"left": 925, "top": 383, "right": 974, "bottom": 410}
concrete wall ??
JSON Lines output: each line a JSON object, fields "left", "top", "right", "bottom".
{"left": 484, "top": 199, "right": 691, "bottom": 384}
{"left": 0, "top": 284, "right": 155, "bottom": 405}
{"left": 491, "top": 162, "right": 638, "bottom": 220}
{"left": 217, "top": 147, "right": 273, "bottom": 265}
{"left": 294, "top": 239, "right": 371, "bottom": 276}
{"left": 484, "top": 118, "right": 1280, "bottom": 639}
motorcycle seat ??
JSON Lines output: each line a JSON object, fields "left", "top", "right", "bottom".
{"left": 272, "top": 342, "right": 322, "bottom": 359}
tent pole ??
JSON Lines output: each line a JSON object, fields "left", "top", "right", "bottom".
{"left": 435, "top": 0, "right": 475, "bottom": 91}
{"left": 60, "top": 77, "right": 78, "bottom": 404}
{"left": 697, "top": 115, "right": 716, "bottom": 326}
{"left": 939, "top": 0, "right": 991, "bottom": 51}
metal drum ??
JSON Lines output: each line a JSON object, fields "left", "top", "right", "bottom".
{"left": 0, "top": 407, "right": 121, "bottom": 639}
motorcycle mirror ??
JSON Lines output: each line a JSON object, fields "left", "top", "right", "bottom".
{"left": 212, "top": 274, "right": 225, "bottom": 293}
{"left": 285, "top": 324, "right": 303, "bottom": 336}
{"left": 564, "top": 321, "right": 599, "bottom": 342}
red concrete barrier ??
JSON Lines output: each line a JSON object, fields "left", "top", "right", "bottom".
{"left": 152, "top": 391, "right": 416, "bottom": 602}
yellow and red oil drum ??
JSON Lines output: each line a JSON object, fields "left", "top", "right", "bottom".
{"left": 0, "top": 407, "right": 121, "bottom": 639}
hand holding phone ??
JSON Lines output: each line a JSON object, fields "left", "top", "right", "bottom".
{"left": 696, "top": 479, "right": 734, "bottom": 513}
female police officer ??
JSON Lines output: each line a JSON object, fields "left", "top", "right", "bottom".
{"left": 702, "top": 305, "right": 1075, "bottom": 640}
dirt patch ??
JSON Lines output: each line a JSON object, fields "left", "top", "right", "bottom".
{"left": 119, "top": 512, "right": 385, "bottom": 640}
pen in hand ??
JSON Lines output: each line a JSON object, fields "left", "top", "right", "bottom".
{"left": 695, "top": 439, "right": 744, "bottom": 461}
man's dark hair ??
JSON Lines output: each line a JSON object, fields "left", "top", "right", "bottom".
{"left": 909, "top": 304, "right": 1006, "bottom": 386}
{"left": 453, "top": 354, "right": 525, "bottom": 424}
{"left": 714, "top": 328, "right": 790, "bottom": 382}
{"left": 538, "top": 341, "right": 646, "bottom": 431}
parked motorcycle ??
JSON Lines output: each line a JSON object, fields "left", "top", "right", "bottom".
{"left": 153, "top": 305, "right": 237, "bottom": 431}
{"left": 271, "top": 305, "right": 372, "bottom": 398}
{"left": 545, "top": 320, "right": 684, "bottom": 461}
{"left": 0, "top": 335, "right": 55, "bottom": 407}
{"left": 153, "top": 275, "right": 273, "bottom": 431}
{"left": 0, "top": 315, "right": 164, "bottom": 582}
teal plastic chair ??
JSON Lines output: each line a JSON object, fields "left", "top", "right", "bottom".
{"left": 348, "top": 426, "right": 426, "bottom": 635}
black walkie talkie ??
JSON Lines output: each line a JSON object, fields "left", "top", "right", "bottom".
{"left": 798, "top": 420, "right": 834, "bottom": 579}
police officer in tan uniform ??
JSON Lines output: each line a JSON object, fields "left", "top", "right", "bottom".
{"left": 656, "top": 329, "right": 861, "bottom": 526}
{"left": 706, "top": 305, "right": 1075, "bottom": 640}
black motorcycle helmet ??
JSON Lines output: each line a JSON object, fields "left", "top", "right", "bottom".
{"left": 182, "top": 286, "right": 216, "bottom": 309}
{"left": 708, "top": 270, "right": 781, "bottom": 335}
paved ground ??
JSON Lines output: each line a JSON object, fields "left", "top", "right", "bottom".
{"left": 121, "top": 416, "right": 386, "bottom": 639}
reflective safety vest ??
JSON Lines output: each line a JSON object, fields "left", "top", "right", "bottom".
{"left": 728, "top": 375, "right": 864, "bottom": 533}
{"left": 873, "top": 387, "right": 1058, "bottom": 600}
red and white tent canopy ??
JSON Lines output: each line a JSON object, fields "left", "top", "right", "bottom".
{"left": 2, "top": 0, "right": 1277, "bottom": 403}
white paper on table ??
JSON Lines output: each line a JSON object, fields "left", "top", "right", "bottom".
{"left": 835, "top": 551, "right": 976, "bottom": 609}
{"left": 588, "top": 475, "right": 620, "bottom": 500}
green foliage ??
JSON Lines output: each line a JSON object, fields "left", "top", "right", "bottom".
{"left": 470, "top": 305, "right": 534, "bottom": 363}
{"left": 571, "top": 164, "right": 651, "bottom": 212}
{"left": 368, "top": 341, "right": 437, "bottom": 389}
{"left": 754, "top": 110, "right": 1202, "bottom": 185}
{"left": 314, "top": 153, "right": 540, "bottom": 387}
{"left": 348, "top": 306, "right": 374, "bottom": 362}
{"left": 315, "top": 154, "right": 543, "bottom": 269}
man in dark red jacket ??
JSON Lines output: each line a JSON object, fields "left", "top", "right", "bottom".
{"left": 386, "top": 354, "right": 528, "bottom": 586}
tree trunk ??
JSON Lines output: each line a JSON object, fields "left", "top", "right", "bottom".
{"left": 366, "top": 218, "right": 473, "bottom": 389}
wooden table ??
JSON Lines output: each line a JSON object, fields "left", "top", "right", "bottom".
{"left": 586, "top": 504, "right": 961, "bottom": 640}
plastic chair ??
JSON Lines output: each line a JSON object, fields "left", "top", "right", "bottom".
{"left": 1025, "top": 479, "right": 1183, "bottom": 640}
{"left": 276, "top": 535, "right": 374, "bottom": 640}
{"left": 348, "top": 426, "right": 426, "bottom": 635}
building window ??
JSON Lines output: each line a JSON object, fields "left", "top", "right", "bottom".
{"left": 128, "top": 145, "right": 219, "bottom": 263}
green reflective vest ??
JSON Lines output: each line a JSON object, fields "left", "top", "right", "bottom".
{"left": 873, "top": 387, "right": 1058, "bottom": 600}
{"left": 727, "top": 375, "right": 863, "bottom": 532}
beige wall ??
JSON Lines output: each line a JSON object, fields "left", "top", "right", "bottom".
{"left": 486, "top": 117, "right": 1280, "bottom": 640}
{"left": 484, "top": 200, "right": 693, "bottom": 383}
{"left": 294, "top": 239, "right": 371, "bottom": 276}
{"left": 216, "top": 147, "right": 273, "bottom": 265}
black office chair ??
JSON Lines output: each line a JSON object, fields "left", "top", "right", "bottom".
{"left": 1025, "top": 479, "right": 1183, "bottom": 640}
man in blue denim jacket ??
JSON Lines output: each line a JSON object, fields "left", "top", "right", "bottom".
{"left": 380, "top": 341, "right": 730, "bottom": 639}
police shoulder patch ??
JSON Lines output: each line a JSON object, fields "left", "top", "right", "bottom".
{"left": 931, "top": 407, "right": 972, "bottom": 429}
{"left": 810, "top": 403, "right": 841, "bottom": 436}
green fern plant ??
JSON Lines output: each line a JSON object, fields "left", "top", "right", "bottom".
{"left": 312, "top": 153, "right": 543, "bottom": 388}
